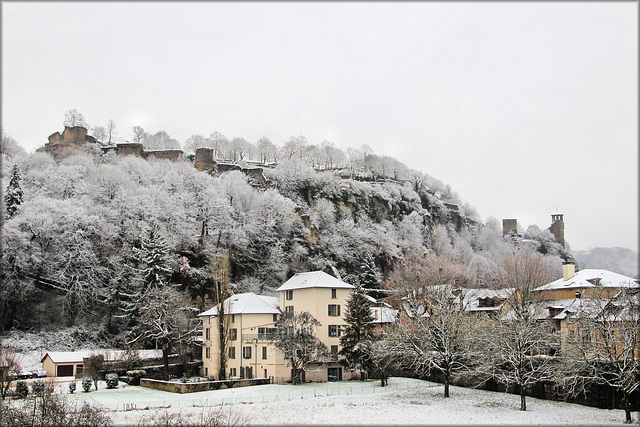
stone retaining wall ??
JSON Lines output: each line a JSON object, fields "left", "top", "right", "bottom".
{"left": 140, "top": 377, "right": 270, "bottom": 394}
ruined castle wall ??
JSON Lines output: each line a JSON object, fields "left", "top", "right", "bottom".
{"left": 116, "top": 143, "right": 144, "bottom": 157}
{"left": 144, "top": 149, "right": 184, "bottom": 162}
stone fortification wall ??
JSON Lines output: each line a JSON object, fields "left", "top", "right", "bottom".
{"left": 144, "top": 149, "right": 183, "bottom": 162}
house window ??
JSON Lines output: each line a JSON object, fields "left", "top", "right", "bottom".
{"left": 230, "top": 368, "right": 237, "bottom": 377}
{"left": 228, "top": 347, "right": 236, "bottom": 359}
{"left": 286, "top": 306, "right": 294, "bottom": 314}
{"left": 205, "top": 347, "right": 210, "bottom": 359}
{"left": 230, "top": 328, "right": 238, "bottom": 341}
{"left": 205, "top": 328, "right": 210, "bottom": 340}
{"left": 273, "top": 314, "right": 278, "bottom": 322}
{"left": 262, "top": 346, "right": 267, "bottom": 360}
{"left": 76, "top": 365, "right": 83, "bottom": 375}
{"left": 330, "top": 345, "right": 338, "bottom": 360}
{"left": 243, "top": 346, "right": 252, "bottom": 359}
{"left": 286, "top": 290, "right": 293, "bottom": 300}
{"left": 204, "top": 367, "right": 208, "bottom": 376}
{"left": 329, "top": 325, "right": 338, "bottom": 337}
{"left": 328, "top": 304, "right": 341, "bottom": 316}
{"left": 231, "top": 314, "right": 235, "bottom": 323}
{"left": 331, "top": 289, "right": 337, "bottom": 299}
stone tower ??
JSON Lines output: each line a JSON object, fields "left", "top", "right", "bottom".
{"left": 548, "top": 214, "right": 565, "bottom": 247}
{"left": 502, "top": 219, "right": 518, "bottom": 237}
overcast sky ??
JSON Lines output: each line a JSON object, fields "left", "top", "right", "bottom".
{"left": 2, "top": 2, "right": 637, "bottom": 252}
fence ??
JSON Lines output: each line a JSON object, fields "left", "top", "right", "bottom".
{"left": 107, "top": 379, "right": 430, "bottom": 412}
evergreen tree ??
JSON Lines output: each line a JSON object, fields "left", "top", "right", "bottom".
{"left": 339, "top": 281, "right": 375, "bottom": 379}
{"left": 4, "top": 164, "right": 23, "bottom": 219}
{"left": 359, "top": 253, "right": 384, "bottom": 299}
{"left": 135, "top": 221, "right": 173, "bottom": 292}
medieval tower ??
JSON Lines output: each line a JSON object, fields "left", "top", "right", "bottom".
{"left": 548, "top": 214, "right": 565, "bottom": 248}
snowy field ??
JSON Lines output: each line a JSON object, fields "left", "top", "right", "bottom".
{"left": 40, "top": 377, "right": 633, "bottom": 425}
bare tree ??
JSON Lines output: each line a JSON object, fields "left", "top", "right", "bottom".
{"left": 132, "top": 126, "right": 145, "bottom": 144}
{"left": 270, "top": 311, "right": 328, "bottom": 384}
{"left": 211, "top": 251, "right": 231, "bottom": 380}
{"left": 257, "top": 137, "right": 279, "bottom": 164}
{"left": 0, "top": 346, "right": 21, "bottom": 400}
{"left": 92, "top": 126, "right": 107, "bottom": 144}
{"left": 64, "top": 109, "right": 87, "bottom": 128}
{"left": 183, "top": 134, "right": 208, "bottom": 154}
{"left": 478, "top": 252, "right": 557, "bottom": 411}
{"left": 383, "top": 253, "right": 479, "bottom": 397}
{"left": 209, "top": 131, "right": 228, "bottom": 159}
{"left": 128, "top": 287, "right": 199, "bottom": 380}
{"left": 106, "top": 120, "right": 116, "bottom": 144}
{"left": 561, "top": 288, "right": 639, "bottom": 423}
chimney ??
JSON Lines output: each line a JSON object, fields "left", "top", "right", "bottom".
{"left": 563, "top": 262, "right": 575, "bottom": 281}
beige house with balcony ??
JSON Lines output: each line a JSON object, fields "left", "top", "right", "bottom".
{"left": 199, "top": 271, "right": 361, "bottom": 383}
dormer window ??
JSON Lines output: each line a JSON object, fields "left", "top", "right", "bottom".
{"left": 587, "top": 278, "right": 602, "bottom": 286}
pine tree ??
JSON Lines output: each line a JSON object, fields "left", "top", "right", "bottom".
{"left": 135, "top": 221, "right": 173, "bottom": 292}
{"left": 339, "top": 281, "right": 375, "bottom": 379}
{"left": 4, "top": 164, "right": 23, "bottom": 219}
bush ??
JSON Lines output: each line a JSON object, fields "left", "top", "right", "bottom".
{"left": 15, "top": 381, "right": 28, "bottom": 398}
{"left": 31, "top": 379, "right": 45, "bottom": 396}
{"left": 82, "top": 377, "right": 92, "bottom": 392}
{"left": 126, "top": 369, "right": 146, "bottom": 386}
{"left": 105, "top": 373, "right": 118, "bottom": 389}
{"left": 0, "top": 392, "right": 112, "bottom": 426}
{"left": 68, "top": 382, "right": 76, "bottom": 394}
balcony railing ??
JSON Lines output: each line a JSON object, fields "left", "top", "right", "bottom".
{"left": 242, "top": 333, "right": 277, "bottom": 342}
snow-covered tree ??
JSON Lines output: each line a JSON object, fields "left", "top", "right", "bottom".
{"left": 339, "top": 282, "right": 375, "bottom": 379}
{"left": 270, "top": 311, "right": 328, "bottom": 385}
{"left": 477, "top": 252, "right": 556, "bottom": 411}
{"left": 4, "top": 164, "right": 23, "bottom": 219}
{"left": 135, "top": 221, "right": 173, "bottom": 292}
{"left": 560, "top": 289, "right": 639, "bottom": 423}
{"left": 384, "top": 253, "right": 479, "bottom": 397}
{"left": 128, "top": 287, "right": 199, "bottom": 380}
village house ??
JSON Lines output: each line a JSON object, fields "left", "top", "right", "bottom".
{"left": 199, "top": 271, "right": 362, "bottom": 383}
{"left": 531, "top": 262, "right": 639, "bottom": 357}
{"left": 40, "top": 349, "right": 163, "bottom": 377}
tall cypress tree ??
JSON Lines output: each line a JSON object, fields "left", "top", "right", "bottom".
{"left": 4, "top": 164, "right": 23, "bottom": 219}
{"left": 339, "top": 281, "right": 375, "bottom": 379}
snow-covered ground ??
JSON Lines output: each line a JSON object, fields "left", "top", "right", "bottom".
{"left": 44, "top": 377, "right": 633, "bottom": 425}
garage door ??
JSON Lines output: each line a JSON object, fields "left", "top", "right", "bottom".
{"left": 56, "top": 364, "right": 74, "bottom": 377}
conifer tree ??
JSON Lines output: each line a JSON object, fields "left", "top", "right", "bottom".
{"left": 135, "top": 221, "right": 173, "bottom": 292}
{"left": 4, "top": 164, "right": 23, "bottom": 219}
{"left": 339, "top": 281, "right": 375, "bottom": 379}
{"left": 359, "top": 253, "right": 384, "bottom": 299}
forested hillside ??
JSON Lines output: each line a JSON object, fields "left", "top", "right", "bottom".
{"left": 573, "top": 247, "right": 638, "bottom": 278}
{"left": 0, "top": 131, "right": 572, "bottom": 346}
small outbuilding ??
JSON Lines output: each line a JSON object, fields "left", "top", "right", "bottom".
{"left": 41, "top": 349, "right": 163, "bottom": 377}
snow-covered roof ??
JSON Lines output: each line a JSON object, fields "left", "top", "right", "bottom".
{"left": 199, "top": 292, "right": 280, "bottom": 317}
{"left": 463, "top": 288, "right": 514, "bottom": 312}
{"left": 276, "top": 271, "right": 354, "bottom": 292}
{"left": 371, "top": 306, "right": 398, "bottom": 324}
{"left": 534, "top": 269, "right": 638, "bottom": 292}
{"left": 41, "top": 349, "right": 163, "bottom": 364}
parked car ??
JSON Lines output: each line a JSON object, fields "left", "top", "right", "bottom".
{"left": 32, "top": 369, "right": 47, "bottom": 378}
{"left": 18, "top": 370, "right": 34, "bottom": 379}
